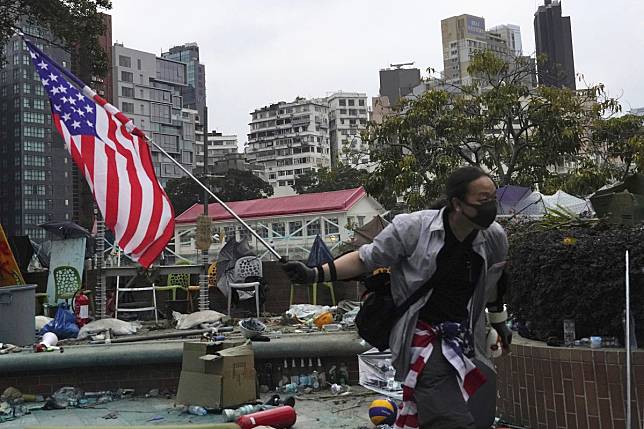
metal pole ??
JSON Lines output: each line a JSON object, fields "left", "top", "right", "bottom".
{"left": 147, "top": 137, "right": 282, "bottom": 261}
{"left": 625, "top": 250, "right": 632, "bottom": 429}
{"left": 199, "top": 107, "right": 210, "bottom": 311}
{"left": 95, "top": 206, "right": 106, "bottom": 319}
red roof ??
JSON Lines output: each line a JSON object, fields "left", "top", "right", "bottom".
{"left": 175, "top": 187, "right": 367, "bottom": 224}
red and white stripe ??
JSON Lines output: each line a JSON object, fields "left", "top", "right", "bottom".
{"left": 394, "top": 321, "right": 486, "bottom": 429}
{"left": 52, "top": 86, "right": 174, "bottom": 268}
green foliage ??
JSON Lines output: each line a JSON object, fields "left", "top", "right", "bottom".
{"left": 0, "top": 0, "right": 111, "bottom": 76}
{"left": 507, "top": 223, "right": 644, "bottom": 345}
{"left": 293, "top": 164, "right": 368, "bottom": 194}
{"left": 165, "top": 169, "right": 273, "bottom": 215}
{"left": 364, "top": 51, "right": 620, "bottom": 210}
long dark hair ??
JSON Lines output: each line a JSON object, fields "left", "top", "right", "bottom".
{"left": 430, "top": 166, "right": 492, "bottom": 210}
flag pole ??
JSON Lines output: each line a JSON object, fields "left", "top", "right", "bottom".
{"left": 147, "top": 138, "right": 283, "bottom": 261}
{"left": 624, "top": 250, "right": 631, "bottom": 429}
{"left": 18, "top": 31, "right": 282, "bottom": 262}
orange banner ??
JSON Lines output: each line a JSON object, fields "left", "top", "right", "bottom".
{"left": 0, "top": 224, "right": 25, "bottom": 286}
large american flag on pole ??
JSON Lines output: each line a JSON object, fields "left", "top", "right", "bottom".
{"left": 24, "top": 38, "right": 175, "bottom": 268}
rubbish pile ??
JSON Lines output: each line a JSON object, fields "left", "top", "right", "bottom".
{"left": 280, "top": 300, "right": 360, "bottom": 333}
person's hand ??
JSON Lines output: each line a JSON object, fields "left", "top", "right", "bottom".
{"left": 492, "top": 322, "right": 512, "bottom": 351}
{"left": 282, "top": 261, "right": 316, "bottom": 284}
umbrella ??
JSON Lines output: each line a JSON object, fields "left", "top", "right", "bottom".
{"left": 216, "top": 238, "right": 256, "bottom": 299}
{"left": 306, "top": 235, "right": 334, "bottom": 267}
{"left": 39, "top": 221, "right": 91, "bottom": 239}
{"left": 349, "top": 215, "right": 388, "bottom": 248}
{"left": 31, "top": 239, "right": 52, "bottom": 268}
{"left": 496, "top": 185, "right": 532, "bottom": 214}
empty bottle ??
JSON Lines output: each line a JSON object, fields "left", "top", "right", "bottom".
{"left": 290, "top": 358, "right": 299, "bottom": 385}
{"left": 187, "top": 405, "right": 207, "bottom": 416}
{"left": 338, "top": 362, "right": 349, "bottom": 385}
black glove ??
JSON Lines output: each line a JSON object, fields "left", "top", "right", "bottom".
{"left": 492, "top": 322, "right": 512, "bottom": 350}
{"left": 282, "top": 261, "right": 316, "bottom": 284}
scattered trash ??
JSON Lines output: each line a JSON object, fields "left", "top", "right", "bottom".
{"left": 146, "top": 415, "right": 165, "bottom": 422}
{"left": 39, "top": 303, "right": 79, "bottom": 339}
{"left": 286, "top": 304, "right": 331, "bottom": 320}
{"left": 173, "top": 310, "right": 226, "bottom": 330}
{"left": 52, "top": 386, "right": 84, "bottom": 408}
{"left": 0, "top": 344, "right": 21, "bottom": 355}
{"left": 341, "top": 307, "right": 359, "bottom": 326}
{"left": 35, "top": 315, "right": 53, "bottom": 331}
{"left": 146, "top": 388, "right": 159, "bottom": 398}
{"left": 358, "top": 348, "right": 402, "bottom": 400}
{"left": 77, "top": 318, "right": 141, "bottom": 339}
{"left": 187, "top": 405, "right": 208, "bottom": 416}
{"left": 1, "top": 387, "right": 22, "bottom": 403}
{"left": 223, "top": 404, "right": 264, "bottom": 421}
{"left": 239, "top": 318, "right": 267, "bottom": 339}
{"left": 313, "top": 311, "right": 334, "bottom": 328}
{"left": 102, "top": 411, "right": 119, "bottom": 419}
{"left": 322, "top": 323, "right": 342, "bottom": 332}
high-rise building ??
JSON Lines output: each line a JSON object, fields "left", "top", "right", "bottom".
{"left": 161, "top": 43, "right": 206, "bottom": 115}
{"left": 194, "top": 130, "right": 238, "bottom": 173}
{"left": 378, "top": 66, "right": 421, "bottom": 108}
{"left": 246, "top": 97, "right": 331, "bottom": 196}
{"left": 534, "top": 0, "right": 576, "bottom": 89}
{"left": 70, "top": 12, "right": 112, "bottom": 229}
{"left": 489, "top": 24, "right": 523, "bottom": 56}
{"left": 441, "top": 14, "right": 528, "bottom": 86}
{"left": 326, "top": 91, "right": 369, "bottom": 169}
{"left": 0, "top": 24, "right": 74, "bottom": 241}
{"left": 112, "top": 43, "right": 197, "bottom": 185}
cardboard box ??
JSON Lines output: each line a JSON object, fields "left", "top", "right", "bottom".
{"left": 176, "top": 342, "right": 256, "bottom": 409}
{"left": 181, "top": 341, "right": 224, "bottom": 373}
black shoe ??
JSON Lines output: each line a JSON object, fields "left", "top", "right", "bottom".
{"left": 282, "top": 396, "right": 295, "bottom": 408}
{"left": 264, "top": 394, "right": 281, "bottom": 407}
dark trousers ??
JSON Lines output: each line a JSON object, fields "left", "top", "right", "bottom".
{"left": 413, "top": 341, "right": 476, "bottom": 429}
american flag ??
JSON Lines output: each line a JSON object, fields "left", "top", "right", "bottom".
{"left": 25, "top": 39, "right": 175, "bottom": 268}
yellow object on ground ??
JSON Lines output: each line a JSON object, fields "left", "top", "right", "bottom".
{"left": 314, "top": 310, "right": 334, "bottom": 328}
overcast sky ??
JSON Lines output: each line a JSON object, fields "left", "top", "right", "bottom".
{"left": 110, "top": 0, "right": 644, "bottom": 149}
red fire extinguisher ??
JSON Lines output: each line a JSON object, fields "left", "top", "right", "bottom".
{"left": 74, "top": 290, "right": 90, "bottom": 327}
{"left": 236, "top": 406, "right": 296, "bottom": 429}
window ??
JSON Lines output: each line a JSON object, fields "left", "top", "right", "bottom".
{"left": 307, "top": 219, "right": 320, "bottom": 236}
{"left": 25, "top": 228, "right": 46, "bottom": 241}
{"left": 118, "top": 55, "right": 131, "bottom": 67}
{"left": 24, "top": 141, "right": 44, "bottom": 152}
{"left": 348, "top": 99, "right": 355, "bottom": 106}
{"left": 271, "top": 222, "right": 285, "bottom": 238}
{"left": 288, "top": 221, "right": 302, "bottom": 237}
{"left": 257, "top": 224, "right": 269, "bottom": 238}
{"left": 223, "top": 225, "right": 236, "bottom": 241}
{"left": 325, "top": 217, "right": 339, "bottom": 234}
{"left": 24, "top": 213, "right": 46, "bottom": 225}
{"left": 24, "top": 154, "right": 46, "bottom": 167}
{"left": 24, "top": 184, "right": 46, "bottom": 195}
{"left": 23, "top": 111, "right": 44, "bottom": 123}
{"left": 23, "top": 126, "right": 44, "bottom": 138}
{"left": 137, "top": 59, "right": 141, "bottom": 70}
{"left": 121, "top": 71, "right": 133, "bottom": 82}
{"left": 24, "top": 199, "right": 46, "bottom": 210}
{"left": 121, "top": 86, "right": 134, "bottom": 97}
{"left": 339, "top": 99, "right": 346, "bottom": 106}
{"left": 359, "top": 99, "right": 365, "bottom": 106}
{"left": 121, "top": 102, "right": 134, "bottom": 113}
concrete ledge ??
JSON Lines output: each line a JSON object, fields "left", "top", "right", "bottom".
{"left": 0, "top": 332, "right": 370, "bottom": 373}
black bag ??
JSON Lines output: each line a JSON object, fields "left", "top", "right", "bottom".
{"left": 355, "top": 271, "right": 436, "bottom": 352}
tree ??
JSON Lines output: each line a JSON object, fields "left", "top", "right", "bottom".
{"left": 365, "top": 51, "right": 620, "bottom": 210}
{"left": 292, "top": 164, "right": 368, "bottom": 194}
{"left": 590, "top": 114, "right": 644, "bottom": 180}
{"left": 165, "top": 169, "right": 273, "bottom": 215}
{"left": 0, "top": 0, "right": 112, "bottom": 76}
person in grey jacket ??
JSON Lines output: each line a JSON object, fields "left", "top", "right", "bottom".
{"left": 283, "top": 166, "right": 511, "bottom": 429}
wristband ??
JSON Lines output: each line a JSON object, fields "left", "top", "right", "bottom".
{"left": 316, "top": 265, "right": 325, "bottom": 283}
{"left": 328, "top": 260, "right": 337, "bottom": 282}
{"left": 488, "top": 309, "right": 508, "bottom": 324}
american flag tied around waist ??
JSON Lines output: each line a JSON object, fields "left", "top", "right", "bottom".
{"left": 394, "top": 320, "right": 486, "bottom": 429}
{"left": 24, "top": 38, "right": 175, "bottom": 268}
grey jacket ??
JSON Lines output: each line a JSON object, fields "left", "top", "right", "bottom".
{"left": 358, "top": 208, "right": 508, "bottom": 380}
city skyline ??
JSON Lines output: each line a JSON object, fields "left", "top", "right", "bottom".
{"left": 110, "top": 0, "right": 644, "bottom": 150}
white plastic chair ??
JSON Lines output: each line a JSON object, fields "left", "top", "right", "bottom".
{"left": 227, "top": 256, "right": 263, "bottom": 317}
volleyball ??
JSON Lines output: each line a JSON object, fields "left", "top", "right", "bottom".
{"left": 368, "top": 398, "right": 398, "bottom": 426}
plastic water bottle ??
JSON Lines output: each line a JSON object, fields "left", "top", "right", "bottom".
{"left": 188, "top": 405, "right": 207, "bottom": 416}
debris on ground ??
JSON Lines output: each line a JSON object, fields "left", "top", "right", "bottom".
{"left": 76, "top": 318, "right": 141, "bottom": 339}
{"left": 173, "top": 310, "right": 227, "bottom": 329}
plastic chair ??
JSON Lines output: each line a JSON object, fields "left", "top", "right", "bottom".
{"left": 53, "top": 266, "right": 81, "bottom": 305}
{"left": 227, "top": 256, "right": 262, "bottom": 318}
{"left": 289, "top": 281, "right": 336, "bottom": 306}
{"left": 156, "top": 272, "right": 190, "bottom": 301}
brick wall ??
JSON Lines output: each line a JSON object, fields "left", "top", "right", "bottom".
{"left": 0, "top": 356, "right": 360, "bottom": 398}
{"left": 496, "top": 343, "right": 644, "bottom": 429}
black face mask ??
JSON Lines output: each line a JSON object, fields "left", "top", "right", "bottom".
{"left": 461, "top": 200, "right": 497, "bottom": 229}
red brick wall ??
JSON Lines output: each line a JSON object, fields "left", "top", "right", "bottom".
{"left": 496, "top": 343, "right": 644, "bottom": 429}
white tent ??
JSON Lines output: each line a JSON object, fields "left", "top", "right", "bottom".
{"left": 512, "top": 191, "right": 546, "bottom": 215}
{"left": 542, "top": 190, "right": 592, "bottom": 215}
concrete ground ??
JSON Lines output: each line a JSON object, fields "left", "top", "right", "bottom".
{"left": 1, "top": 387, "right": 379, "bottom": 429}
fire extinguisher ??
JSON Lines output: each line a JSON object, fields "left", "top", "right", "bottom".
{"left": 74, "top": 290, "right": 90, "bottom": 327}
